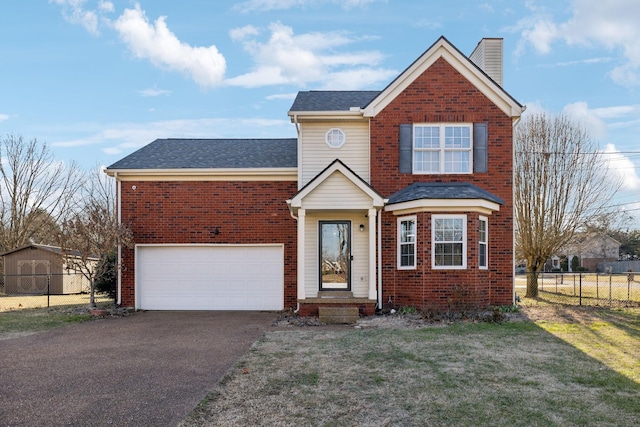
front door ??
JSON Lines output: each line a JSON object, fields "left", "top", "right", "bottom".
{"left": 319, "top": 221, "right": 351, "bottom": 291}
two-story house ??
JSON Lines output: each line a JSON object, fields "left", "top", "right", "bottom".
{"left": 106, "top": 36, "right": 524, "bottom": 314}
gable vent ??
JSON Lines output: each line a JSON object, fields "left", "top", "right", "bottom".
{"left": 469, "top": 38, "right": 503, "bottom": 86}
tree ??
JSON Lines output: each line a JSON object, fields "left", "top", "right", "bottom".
{"left": 57, "top": 167, "right": 132, "bottom": 308}
{"left": 514, "top": 113, "right": 620, "bottom": 297}
{"left": 0, "top": 134, "right": 83, "bottom": 254}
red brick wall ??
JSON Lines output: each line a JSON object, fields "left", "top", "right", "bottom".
{"left": 371, "top": 57, "right": 514, "bottom": 310}
{"left": 118, "top": 180, "right": 298, "bottom": 308}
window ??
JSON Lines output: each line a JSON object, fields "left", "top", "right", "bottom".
{"left": 398, "top": 216, "right": 416, "bottom": 269}
{"left": 326, "top": 128, "right": 345, "bottom": 148}
{"left": 413, "top": 124, "right": 472, "bottom": 173}
{"left": 479, "top": 216, "right": 488, "bottom": 269}
{"left": 432, "top": 215, "right": 467, "bottom": 269}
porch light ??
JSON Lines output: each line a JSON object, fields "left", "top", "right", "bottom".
{"left": 359, "top": 224, "right": 365, "bottom": 232}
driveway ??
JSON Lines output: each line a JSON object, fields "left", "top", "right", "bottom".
{"left": 0, "top": 311, "right": 277, "bottom": 426}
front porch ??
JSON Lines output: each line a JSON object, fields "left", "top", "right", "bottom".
{"left": 298, "top": 291, "right": 377, "bottom": 318}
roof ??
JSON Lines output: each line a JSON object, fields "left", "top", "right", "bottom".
{"left": 287, "top": 158, "right": 386, "bottom": 210}
{"left": 0, "top": 244, "right": 97, "bottom": 260}
{"left": 289, "top": 91, "right": 380, "bottom": 112}
{"left": 387, "top": 182, "right": 504, "bottom": 205}
{"left": 106, "top": 138, "right": 298, "bottom": 170}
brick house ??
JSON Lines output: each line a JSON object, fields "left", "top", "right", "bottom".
{"left": 106, "top": 36, "right": 524, "bottom": 314}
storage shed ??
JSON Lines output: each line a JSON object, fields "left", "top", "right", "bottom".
{"left": 1, "top": 244, "right": 97, "bottom": 295}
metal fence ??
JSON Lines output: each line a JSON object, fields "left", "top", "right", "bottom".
{"left": 0, "top": 273, "right": 115, "bottom": 311}
{"left": 515, "top": 271, "right": 640, "bottom": 307}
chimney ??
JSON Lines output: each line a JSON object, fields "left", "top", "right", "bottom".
{"left": 469, "top": 38, "right": 503, "bottom": 86}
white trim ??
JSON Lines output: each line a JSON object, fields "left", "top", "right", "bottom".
{"left": 368, "top": 208, "right": 377, "bottom": 299}
{"left": 363, "top": 38, "right": 524, "bottom": 119}
{"left": 479, "top": 215, "right": 488, "bottom": 270}
{"left": 288, "top": 161, "right": 385, "bottom": 210}
{"left": 385, "top": 198, "right": 500, "bottom": 216}
{"left": 397, "top": 215, "right": 417, "bottom": 270}
{"left": 432, "top": 214, "right": 467, "bottom": 270}
{"left": 104, "top": 168, "right": 297, "bottom": 181}
{"left": 297, "top": 209, "right": 306, "bottom": 301}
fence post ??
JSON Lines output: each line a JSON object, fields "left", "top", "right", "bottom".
{"left": 609, "top": 273, "right": 612, "bottom": 304}
{"left": 579, "top": 272, "right": 582, "bottom": 306}
{"left": 596, "top": 273, "right": 599, "bottom": 300}
{"left": 47, "top": 275, "right": 50, "bottom": 308}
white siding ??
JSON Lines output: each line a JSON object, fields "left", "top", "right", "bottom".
{"left": 303, "top": 212, "right": 370, "bottom": 298}
{"left": 302, "top": 171, "right": 373, "bottom": 210}
{"left": 299, "top": 120, "right": 370, "bottom": 186}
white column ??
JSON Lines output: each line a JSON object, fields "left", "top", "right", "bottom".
{"left": 297, "top": 208, "right": 306, "bottom": 302}
{"left": 368, "top": 208, "right": 377, "bottom": 300}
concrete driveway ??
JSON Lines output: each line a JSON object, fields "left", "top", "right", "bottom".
{"left": 0, "top": 311, "right": 277, "bottom": 426}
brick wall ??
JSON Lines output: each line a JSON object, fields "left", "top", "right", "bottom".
{"left": 118, "top": 180, "right": 298, "bottom": 308}
{"left": 371, "top": 57, "right": 514, "bottom": 310}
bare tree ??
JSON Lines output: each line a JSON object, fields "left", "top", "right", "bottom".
{"left": 514, "top": 113, "right": 620, "bottom": 297}
{"left": 0, "top": 134, "right": 84, "bottom": 253}
{"left": 57, "top": 167, "right": 132, "bottom": 308}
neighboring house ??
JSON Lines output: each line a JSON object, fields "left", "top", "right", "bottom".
{"left": 105, "top": 36, "right": 524, "bottom": 314}
{"left": 1, "top": 244, "right": 96, "bottom": 294}
{"left": 546, "top": 233, "right": 621, "bottom": 272}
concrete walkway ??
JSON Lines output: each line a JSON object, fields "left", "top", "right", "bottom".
{"left": 0, "top": 311, "right": 277, "bottom": 426}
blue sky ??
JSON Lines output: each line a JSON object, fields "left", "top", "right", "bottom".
{"left": 1, "top": 0, "right": 639, "bottom": 226}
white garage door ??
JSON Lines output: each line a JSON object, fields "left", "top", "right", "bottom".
{"left": 136, "top": 245, "right": 284, "bottom": 310}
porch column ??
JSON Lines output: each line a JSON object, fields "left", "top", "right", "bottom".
{"left": 297, "top": 208, "right": 306, "bottom": 301}
{"left": 368, "top": 208, "right": 377, "bottom": 300}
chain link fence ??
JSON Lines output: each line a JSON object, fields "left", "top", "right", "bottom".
{"left": 0, "top": 273, "right": 115, "bottom": 311}
{"left": 515, "top": 271, "right": 640, "bottom": 307}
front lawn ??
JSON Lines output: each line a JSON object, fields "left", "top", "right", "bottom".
{"left": 182, "top": 306, "right": 640, "bottom": 427}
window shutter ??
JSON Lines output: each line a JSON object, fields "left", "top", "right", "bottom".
{"left": 399, "top": 124, "right": 412, "bottom": 174}
{"left": 473, "top": 123, "right": 488, "bottom": 173}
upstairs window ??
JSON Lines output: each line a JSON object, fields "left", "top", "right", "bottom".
{"left": 326, "top": 128, "right": 345, "bottom": 148}
{"left": 413, "top": 124, "right": 472, "bottom": 174}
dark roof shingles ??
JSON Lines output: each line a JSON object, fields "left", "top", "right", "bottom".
{"left": 107, "top": 138, "right": 297, "bottom": 170}
{"left": 289, "top": 91, "right": 381, "bottom": 112}
{"left": 387, "top": 182, "right": 504, "bottom": 205}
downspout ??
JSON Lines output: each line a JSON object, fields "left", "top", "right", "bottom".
{"left": 115, "top": 172, "right": 122, "bottom": 306}
{"left": 377, "top": 207, "right": 383, "bottom": 309}
{"left": 512, "top": 106, "right": 526, "bottom": 304}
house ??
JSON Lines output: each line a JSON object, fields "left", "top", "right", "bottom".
{"left": 1, "top": 244, "right": 96, "bottom": 295}
{"left": 546, "top": 233, "right": 621, "bottom": 272}
{"left": 105, "top": 36, "right": 524, "bottom": 314}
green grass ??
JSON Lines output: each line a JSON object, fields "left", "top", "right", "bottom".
{"left": 0, "top": 306, "right": 93, "bottom": 338}
{"left": 182, "top": 308, "right": 640, "bottom": 427}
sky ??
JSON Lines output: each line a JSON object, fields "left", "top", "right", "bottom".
{"left": 1, "top": 0, "right": 639, "bottom": 227}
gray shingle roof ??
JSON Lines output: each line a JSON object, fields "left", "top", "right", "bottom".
{"left": 289, "top": 91, "right": 381, "bottom": 112}
{"left": 387, "top": 182, "right": 504, "bottom": 205}
{"left": 106, "top": 138, "right": 298, "bottom": 170}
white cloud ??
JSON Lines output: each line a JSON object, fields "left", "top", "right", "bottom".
{"left": 229, "top": 25, "right": 259, "bottom": 41}
{"left": 226, "top": 22, "right": 395, "bottom": 89}
{"left": 138, "top": 87, "right": 172, "bottom": 97}
{"left": 562, "top": 101, "right": 608, "bottom": 140}
{"left": 265, "top": 93, "right": 298, "bottom": 100}
{"left": 50, "top": 117, "right": 294, "bottom": 155}
{"left": 113, "top": 5, "right": 226, "bottom": 88}
{"left": 50, "top": 0, "right": 100, "bottom": 35}
{"left": 98, "top": 0, "right": 114, "bottom": 13}
{"left": 0, "top": 114, "right": 9, "bottom": 122}
{"left": 233, "top": 0, "right": 377, "bottom": 13}
{"left": 602, "top": 144, "right": 640, "bottom": 191}
{"left": 514, "top": 0, "right": 640, "bottom": 86}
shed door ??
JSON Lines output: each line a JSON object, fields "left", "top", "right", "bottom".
{"left": 136, "top": 245, "right": 284, "bottom": 311}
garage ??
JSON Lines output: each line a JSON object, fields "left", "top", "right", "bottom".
{"left": 136, "top": 245, "right": 284, "bottom": 310}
